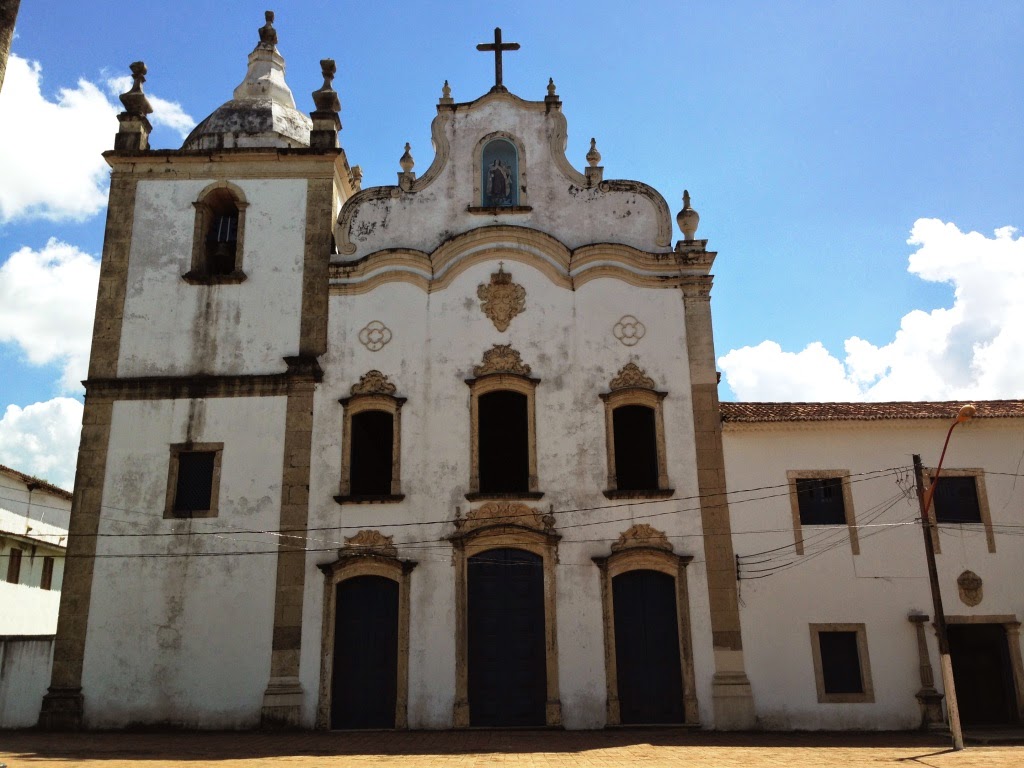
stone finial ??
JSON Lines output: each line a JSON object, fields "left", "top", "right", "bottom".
{"left": 258, "top": 10, "right": 278, "bottom": 46}
{"left": 677, "top": 189, "right": 700, "bottom": 242}
{"left": 114, "top": 61, "right": 153, "bottom": 151}
{"left": 352, "top": 165, "right": 363, "bottom": 184}
{"left": 119, "top": 61, "right": 153, "bottom": 117}
{"left": 399, "top": 142, "right": 414, "bottom": 173}
{"left": 312, "top": 58, "right": 341, "bottom": 113}
{"left": 586, "top": 138, "right": 601, "bottom": 168}
{"left": 442, "top": 80, "right": 451, "bottom": 99}
{"left": 547, "top": 77, "right": 557, "bottom": 97}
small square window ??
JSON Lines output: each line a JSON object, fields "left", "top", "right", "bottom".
{"left": 787, "top": 471, "right": 859, "bottom": 555}
{"left": 809, "top": 623, "right": 874, "bottom": 703}
{"left": 165, "top": 443, "right": 223, "bottom": 518}
{"left": 933, "top": 476, "right": 982, "bottom": 523}
{"left": 925, "top": 468, "right": 995, "bottom": 553}
{"left": 796, "top": 477, "right": 846, "bottom": 525}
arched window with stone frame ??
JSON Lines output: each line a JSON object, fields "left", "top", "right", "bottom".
{"left": 465, "top": 345, "right": 543, "bottom": 500}
{"left": 335, "top": 371, "right": 406, "bottom": 503}
{"left": 600, "top": 362, "right": 673, "bottom": 499}
{"left": 184, "top": 181, "right": 249, "bottom": 284}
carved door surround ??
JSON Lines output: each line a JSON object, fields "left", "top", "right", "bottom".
{"left": 592, "top": 524, "right": 698, "bottom": 726}
{"left": 316, "top": 530, "right": 417, "bottom": 729}
{"left": 450, "top": 501, "right": 562, "bottom": 727}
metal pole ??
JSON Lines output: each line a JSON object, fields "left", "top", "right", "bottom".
{"left": 913, "top": 452, "right": 964, "bottom": 750}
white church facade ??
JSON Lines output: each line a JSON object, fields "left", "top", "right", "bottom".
{"left": 37, "top": 15, "right": 1023, "bottom": 732}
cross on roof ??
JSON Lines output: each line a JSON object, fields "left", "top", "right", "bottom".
{"left": 476, "top": 27, "right": 520, "bottom": 92}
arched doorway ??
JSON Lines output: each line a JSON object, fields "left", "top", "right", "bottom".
{"left": 468, "top": 548, "right": 546, "bottom": 726}
{"left": 331, "top": 575, "right": 399, "bottom": 729}
{"left": 612, "top": 569, "right": 684, "bottom": 723}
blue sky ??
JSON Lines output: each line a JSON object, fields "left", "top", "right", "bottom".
{"left": 1, "top": 1, "right": 1022, "bottom": 486}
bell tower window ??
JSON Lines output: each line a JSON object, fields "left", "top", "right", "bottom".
{"left": 184, "top": 182, "right": 249, "bottom": 284}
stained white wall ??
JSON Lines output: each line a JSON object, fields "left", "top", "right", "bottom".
{"left": 118, "top": 178, "right": 308, "bottom": 377}
{"left": 81, "top": 397, "right": 287, "bottom": 728}
{"left": 723, "top": 418, "right": 1024, "bottom": 729}
{"left": 0, "top": 637, "right": 55, "bottom": 728}
{"left": 303, "top": 259, "right": 707, "bottom": 729}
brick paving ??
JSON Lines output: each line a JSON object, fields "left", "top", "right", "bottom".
{"left": 1, "top": 729, "right": 1022, "bottom": 767}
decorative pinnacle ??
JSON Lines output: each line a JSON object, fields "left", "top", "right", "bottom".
{"left": 547, "top": 77, "right": 557, "bottom": 97}
{"left": 677, "top": 189, "right": 700, "bottom": 242}
{"left": 312, "top": 58, "right": 340, "bottom": 113}
{"left": 399, "top": 142, "right": 414, "bottom": 173}
{"left": 259, "top": 10, "right": 278, "bottom": 46}
{"left": 118, "top": 61, "right": 153, "bottom": 117}
{"left": 586, "top": 137, "right": 601, "bottom": 167}
{"left": 442, "top": 80, "right": 451, "bottom": 99}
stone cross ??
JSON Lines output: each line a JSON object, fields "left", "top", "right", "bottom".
{"left": 476, "top": 27, "right": 520, "bottom": 90}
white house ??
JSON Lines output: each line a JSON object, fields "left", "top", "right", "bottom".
{"left": 1, "top": 464, "right": 70, "bottom": 728}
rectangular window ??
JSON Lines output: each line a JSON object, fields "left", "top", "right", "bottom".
{"left": 809, "top": 623, "right": 874, "bottom": 703}
{"left": 165, "top": 443, "right": 223, "bottom": 519}
{"left": 932, "top": 475, "right": 982, "bottom": 523}
{"left": 787, "top": 471, "right": 859, "bottom": 555}
{"left": 796, "top": 477, "right": 846, "bottom": 525}
{"left": 41, "top": 556, "right": 55, "bottom": 591}
{"left": 925, "top": 468, "right": 995, "bottom": 553}
{"left": 6, "top": 547, "right": 22, "bottom": 584}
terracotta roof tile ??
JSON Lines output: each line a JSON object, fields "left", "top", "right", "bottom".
{"left": 720, "top": 400, "right": 1024, "bottom": 423}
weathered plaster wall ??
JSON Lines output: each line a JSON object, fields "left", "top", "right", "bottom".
{"left": 118, "top": 178, "right": 308, "bottom": 377}
{"left": 723, "top": 418, "right": 1024, "bottom": 729}
{"left": 304, "top": 259, "right": 710, "bottom": 728}
{"left": 0, "top": 636, "right": 54, "bottom": 728}
{"left": 81, "top": 397, "right": 287, "bottom": 728}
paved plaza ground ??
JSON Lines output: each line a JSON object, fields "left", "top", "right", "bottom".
{"left": 2, "top": 729, "right": 1023, "bottom": 768}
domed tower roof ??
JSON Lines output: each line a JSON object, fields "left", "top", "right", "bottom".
{"left": 182, "top": 11, "right": 311, "bottom": 150}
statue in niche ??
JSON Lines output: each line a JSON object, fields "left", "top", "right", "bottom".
{"left": 481, "top": 138, "right": 519, "bottom": 207}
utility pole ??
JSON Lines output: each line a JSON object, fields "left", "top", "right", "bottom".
{"left": 913, "top": 452, "right": 964, "bottom": 750}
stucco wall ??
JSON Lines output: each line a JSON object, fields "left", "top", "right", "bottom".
{"left": 303, "top": 259, "right": 707, "bottom": 729}
{"left": 723, "top": 418, "right": 1024, "bottom": 729}
{"left": 81, "top": 397, "right": 288, "bottom": 728}
{"left": 0, "top": 636, "right": 55, "bottom": 728}
{"left": 118, "top": 178, "right": 308, "bottom": 377}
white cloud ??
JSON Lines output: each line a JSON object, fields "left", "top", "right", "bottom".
{"left": 106, "top": 75, "right": 195, "bottom": 138}
{"left": 719, "top": 219, "right": 1024, "bottom": 402}
{"left": 0, "top": 398, "right": 83, "bottom": 490}
{"left": 0, "top": 55, "right": 117, "bottom": 222}
{"left": 0, "top": 56, "right": 197, "bottom": 224}
{"left": 0, "top": 238, "right": 100, "bottom": 392}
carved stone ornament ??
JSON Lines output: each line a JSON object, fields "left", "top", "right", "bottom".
{"left": 957, "top": 570, "right": 983, "bottom": 607}
{"left": 473, "top": 344, "right": 532, "bottom": 377}
{"left": 456, "top": 501, "right": 554, "bottom": 533}
{"left": 612, "top": 315, "right": 646, "bottom": 347}
{"left": 343, "top": 529, "right": 398, "bottom": 558}
{"left": 358, "top": 320, "right": 392, "bottom": 351}
{"left": 609, "top": 362, "right": 656, "bottom": 391}
{"left": 477, "top": 263, "right": 526, "bottom": 332}
{"left": 350, "top": 370, "right": 397, "bottom": 396}
{"left": 611, "top": 523, "right": 674, "bottom": 553}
